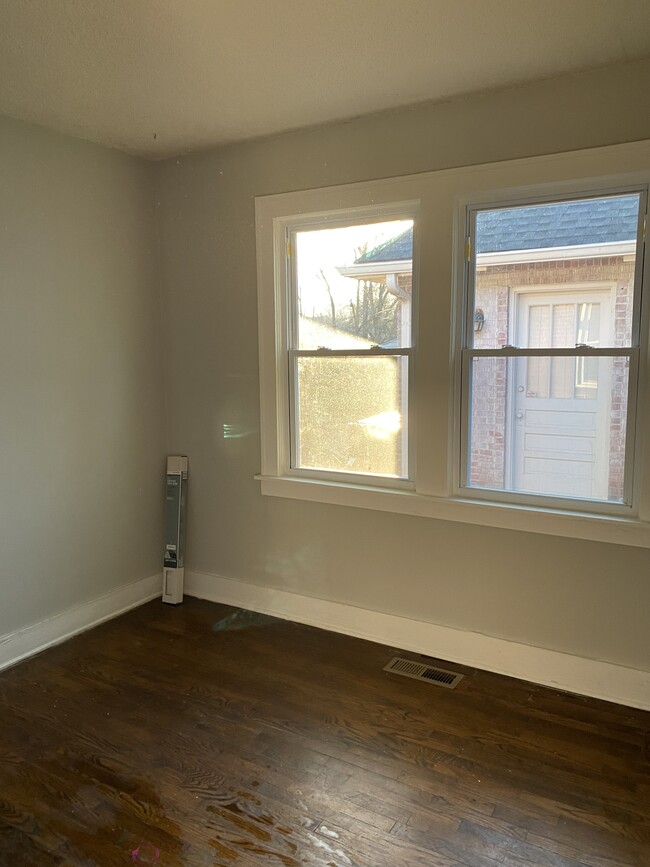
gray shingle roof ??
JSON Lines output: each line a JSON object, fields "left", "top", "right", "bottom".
{"left": 355, "top": 228, "right": 413, "bottom": 262}
{"left": 356, "top": 195, "right": 640, "bottom": 263}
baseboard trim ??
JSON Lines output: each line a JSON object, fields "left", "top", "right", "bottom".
{"left": 0, "top": 573, "right": 162, "bottom": 672}
{"left": 186, "top": 570, "right": 650, "bottom": 711}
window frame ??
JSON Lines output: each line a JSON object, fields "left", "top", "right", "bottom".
{"left": 259, "top": 199, "right": 420, "bottom": 490}
{"left": 255, "top": 140, "right": 650, "bottom": 548}
{"left": 285, "top": 212, "right": 418, "bottom": 487}
{"left": 455, "top": 185, "right": 648, "bottom": 517}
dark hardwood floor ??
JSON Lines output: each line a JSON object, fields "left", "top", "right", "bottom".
{"left": 0, "top": 598, "right": 649, "bottom": 866}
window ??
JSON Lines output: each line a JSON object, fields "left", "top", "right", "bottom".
{"left": 460, "top": 191, "right": 647, "bottom": 513}
{"left": 289, "top": 216, "right": 414, "bottom": 482}
{"left": 256, "top": 141, "right": 650, "bottom": 547}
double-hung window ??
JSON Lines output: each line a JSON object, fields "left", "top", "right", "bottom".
{"left": 256, "top": 141, "right": 650, "bottom": 546}
{"left": 288, "top": 214, "right": 415, "bottom": 483}
{"left": 459, "top": 189, "right": 648, "bottom": 513}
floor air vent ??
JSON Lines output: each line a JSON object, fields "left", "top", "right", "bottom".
{"left": 384, "top": 657, "right": 463, "bottom": 689}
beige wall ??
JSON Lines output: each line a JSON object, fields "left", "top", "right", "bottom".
{"left": 0, "top": 116, "right": 165, "bottom": 636}
{"left": 155, "top": 59, "right": 650, "bottom": 673}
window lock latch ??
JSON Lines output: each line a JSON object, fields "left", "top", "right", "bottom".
{"left": 575, "top": 343, "right": 592, "bottom": 349}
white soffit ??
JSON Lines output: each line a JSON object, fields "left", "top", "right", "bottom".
{"left": 1, "top": 0, "right": 650, "bottom": 159}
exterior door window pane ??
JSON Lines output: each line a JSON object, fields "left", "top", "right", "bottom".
{"left": 526, "top": 305, "right": 550, "bottom": 398}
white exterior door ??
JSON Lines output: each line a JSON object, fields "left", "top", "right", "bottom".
{"left": 511, "top": 289, "right": 613, "bottom": 500}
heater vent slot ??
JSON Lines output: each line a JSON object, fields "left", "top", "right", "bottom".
{"left": 384, "top": 657, "right": 463, "bottom": 689}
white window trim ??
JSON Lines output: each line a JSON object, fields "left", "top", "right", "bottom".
{"left": 257, "top": 196, "right": 420, "bottom": 486}
{"left": 255, "top": 139, "right": 650, "bottom": 548}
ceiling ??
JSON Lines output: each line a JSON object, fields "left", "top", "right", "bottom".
{"left": 2, "top": 0, "right": 650, "bottom": 160}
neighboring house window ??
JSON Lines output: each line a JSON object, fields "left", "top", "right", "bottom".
{"left": 255, "top": 142, "right": 650, "bottom": 547}
{"left": 460, "top": 191, "right": 646, "bottom": 512}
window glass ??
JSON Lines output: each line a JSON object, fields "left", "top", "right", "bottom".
{"left": 471, "top": 194, "right": 641, "bottom": 350}
{"left": 295, "top": 220, "right": 413, "bottom": 350}
{"left": 295, "top": 356, "right": 408, "bottom": 477}
{"left": 291, "top": 217, "right": 413, "bottom": 479}
{"left": 468, "top": 356, "right": 630, "bottom": 502}
{"left": 464, "top": 190, "right": 643, "bottom": 505}
{"left": 256, "top": 152, "right": 650, "bottom": 538}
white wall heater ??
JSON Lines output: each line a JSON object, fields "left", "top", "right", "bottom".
{"left": 162, "top": 455, "right": 188, "bottom": 605}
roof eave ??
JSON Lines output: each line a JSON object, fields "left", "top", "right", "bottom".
{"left": 339, "top": 240, "right": 636, "bottom": 279}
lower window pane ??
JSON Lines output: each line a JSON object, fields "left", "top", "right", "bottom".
{"left": 295, "top": 356, "right": 407, "bottom": 477}
{"left": 468, "top": 355, "right": 630, "bottom": 502}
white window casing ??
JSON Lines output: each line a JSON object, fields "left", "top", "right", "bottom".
{"left": 255, "top": 140, "right": 650, "bottom": 547}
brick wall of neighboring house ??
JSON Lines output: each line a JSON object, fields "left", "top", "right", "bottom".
{"left": 471, "top": 256, "right": 635, "bottom": 500}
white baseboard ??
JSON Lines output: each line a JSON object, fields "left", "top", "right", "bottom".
{"left": 186, "top": 570, "right": 650, "bottom": 711}
{"left": 0, "top": 573, "right": 162, "bottom": 672}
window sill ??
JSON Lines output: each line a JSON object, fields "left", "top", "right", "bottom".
{"left": 255, "top": 474, "right": 650, "bottom": 548}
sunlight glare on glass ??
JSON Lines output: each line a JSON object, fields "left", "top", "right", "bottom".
{"left": 356, "top": 410, "right": 402, "bottom": 440}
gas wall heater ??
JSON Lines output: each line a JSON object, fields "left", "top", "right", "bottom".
{"left": 162, "top": 455, "right": 188, "bottom": 605}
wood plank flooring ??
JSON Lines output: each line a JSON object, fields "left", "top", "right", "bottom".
{"left": 0, "top": 598, "right": 649, "bottom": 866}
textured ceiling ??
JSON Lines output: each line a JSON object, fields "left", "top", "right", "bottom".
{"left": 1, "top": 0, "right": 650, "bottom": 159}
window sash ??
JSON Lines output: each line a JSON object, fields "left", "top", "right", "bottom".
{"left": 286, "top": 212, "right": 416, "bottom": 482}
{"left": 458, "top": 345, "right": 640, "bottom": 511}
{"left": 289, "top": 348, "right": 412, "bottom": 480}
{"left": 463, "top": 187, "right": 648, "bottom": 352}
{"left": 287, "top": 217, "right": 416, "bottom": 354}
{"left": 459, "top": 187, "right": 647, "bottom": 514}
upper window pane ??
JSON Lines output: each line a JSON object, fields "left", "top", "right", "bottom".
{"left": 470, "top": 194, "right": 642, "bottom": 349}
{"left": 295, "top": 220, "right": 413, "bottom": 350}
